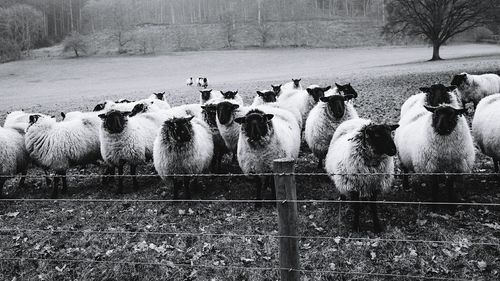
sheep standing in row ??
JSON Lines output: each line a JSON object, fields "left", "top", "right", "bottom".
{"left": 400, "top": 84, "right": 460, "bottom": 120}
{"left": 305, "top": 89, "right": 359, "bottom": 169}
{"left": 216, "top": 101, "right": 245, "bottom": 163}
{"left": 154, "top": 115, "right": 214, "bottom": 199}
{"left": 221, "top": 90, "right": 244, "bottom": 106}
{"left": 98, "top": 110, "right": 168, "bottom": 193}
{"left": 472, "top": 94, "right": 500, "bottom": 172}
{"left": 395, "top": 104, "right": 475, "bottom": 202}
{"left": 202, "top": 102, "right": 229, "bottom": 172}
{"left": 451, "top": 72, "right": 500, "bottom": 109}
{"left": 0, "top": 114, "right": 30, "bottom": 198}
{"left": 278, "top": 85, "right": 331, "bottom": 128}
{"left": 199, "top": 89, "right": 223, "bottom": 105}
{"left": 325, "top": 118, "right": 399, "bottom": 233}
{"left": 278, "top": 78, "right": 303, "bottom": 100}
{"left": 252, "top": 90, "right": 278, "bottom": 106}
{"left": 25, "top": 114, "right": 102, "bottom": 198}
{"left": 235, "top": 106, "right": 301, "bottom": 204}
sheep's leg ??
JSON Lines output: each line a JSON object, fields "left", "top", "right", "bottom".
{"left": 183, "top": 176, "right": 191, "bottom": 199}
{"left": 60, "top": 171, "right": 68, "bottom": 194}
{"left": 231, "top": 152, "right": 237, "bottom": 164}
{"left": 44, "top": 170, "right": 52, "bottom": 188}
{"left": 130, "top": 165, "right": 138, "bottom": 191}
{"left": 0, "top": 178, "right": 6, "bottom": 199}
{"left": 117, "top": 163, "right": 125, "bottom": 194}
{"left": 254, "top": 176, "right": 263, "bottom": 208}
{"left": 317, "top": 158, "right": 324, "bottom": 170}
{"left": 19, "top": 170, "right": 28, "bottom": 189}
{"left": 402, "top": 168, "right": 409, "bottom": 189}
{"left": 217, "top": 152, "right": 223, "bottom": 173}
{"left": 51, "top": 175, "right": 60, "bottom": 199}
{"left": 269, "top": 175, "right": 276, "bottom": 201}
{"left": 431, "top": 175, "right": 440, "bottom": 202}
{"left": 350, "top": 191, "right": 361, "bottom": 232}
{"left": 370, "top": 193, "right": 382, "bottom": 233}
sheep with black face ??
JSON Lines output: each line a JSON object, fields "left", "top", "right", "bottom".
{"left": 278, "top": 85, "right": 331, "bottom": 128}
{"left": 149, "top": 92, "right": 167, "bottom": 101}
{"left": 216, "top": 101, "right": 245, "bottom": 163}
{"left": 99, "top": 109, "right": 167, "bottom": 193}
{"left": 202, "top": 102, "right": 229, "bottom": 172}
{"left": 305, "top": 90, "right": 359, "bottom": 169}
{"left": 221, "top": 90, "right": 244, "bottom": 105}
{"left": 252, "top": 90, "right": 278, "bottom": 106}
{"left": 271, "top": 84, "right": 282, "bottom": 96}
{"left": 235, "top": 106, "right": 301, "bottom": 203}
{"left": 153, "top": 115, "right": 213, "bottom": 199}
{"left": 451, "top": 72, "right": 500, "bottom": 109}
{"left": 325, "top": 119, "right": 399, "bottom": 233}
{"left": 395, "top": 104, "right": 475, "bottom": 202}
{"left": 199, "top": 89, "right": 223, "bottom": 105}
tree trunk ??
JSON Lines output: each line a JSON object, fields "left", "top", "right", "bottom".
{"left": 74, "top": 48, "right": 79, "bottom": 57}
{"left": 431, "top": 42, "right": 442, "bottom": 61}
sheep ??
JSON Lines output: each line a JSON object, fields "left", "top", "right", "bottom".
{"left": 216, "top": 101, "right": 247, "bottom": 163}
{"left": 472, "top": 94, "right": 500, "bottom": 172}
{"left": 199, "top": 89, "right": 223, "bottom": 105}
{"left": 201, "top": 102, "right": 229, "bottom": 172}
{"left": 395, "top": 104, "right": 475, "bottom": 202}
{"left": 202, "top": 77, "right": 209, "bottom": 88}
{"left": 93, "top": 97, "right": 170, "bottom": 113}
{"left": 278, "top": 78, "right": 303, "bottom": 99}
{"left": 98, "top": 109, "right": 168, "bottom": 193}
{"left": 451, "top": 72, "right": 500, "bottom": 108}
{"left": 25, "top": 114, "right": 102, "bottom": 198}
{"left": 278, "top": 85, "right": 332, "bottom": 127}
{"left": 0, "top": 120, "right": 30, "bottom": 198}
{"left": 325, "top": 118, "right": 398, "bottom": 233}
{"left": 186, "top": 77, "right": 194, "bottom": 86}
{"left": 221, "top": 90, "right": 244, "bottom": 106}
{"left": 234, "top": 106, "right": 301, "bottom": 204}
{"left": 271, "top": 84, "right": 282, "bottom": 96}
{"left": 153, "top": 115, "right": 214, "bottom": 199}
{"left": 305, "top": 90, "right": 359, "bottom": 169}
{"left": 252, "top": 90, "right": 278, "bottom": 106}
{"left": 400, "top": 84, "right": 460, "bottom": 122}
{"left": 149, "top": 92, "right": 167, "bottom": 101}
{"left": 197, "top": 77, "right": 203, "bottom": 87}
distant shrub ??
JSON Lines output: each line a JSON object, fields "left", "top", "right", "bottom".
{"left": 0, "top": 38, "right": 21, "bottom": 63}
{"left": 63, "top": 32, "right": 88, "bottom": 57}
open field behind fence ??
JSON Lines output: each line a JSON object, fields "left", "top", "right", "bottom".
{"left": 1, "top": 45, "right": 500, "bottom": 280}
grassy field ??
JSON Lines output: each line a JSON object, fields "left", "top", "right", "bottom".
{"left": 1, "top": 44, "right": 500, "bottom": 280}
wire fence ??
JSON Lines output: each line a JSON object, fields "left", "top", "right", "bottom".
{"left": 1, "top": 170, "right": 499, "bottom": 280}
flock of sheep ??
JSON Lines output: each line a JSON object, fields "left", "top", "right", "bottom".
{"left": 1, "top": 71, "right": 500, "bottom": 233}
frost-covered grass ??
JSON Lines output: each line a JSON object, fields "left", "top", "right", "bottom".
{"left": 1, "top": 45, "right": 500, "bottom": 280}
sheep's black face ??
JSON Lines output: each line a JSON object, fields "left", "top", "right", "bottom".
{"left": 420, "top": 84, "right": 457, "bottom": 107}
{"left": 153, "top": 92, "right": 165, "bottom": 100}
{"left": 320, "top": 94, "right": 355, "bottom": 119}
{"left": 306, "top": 86, "right": 331, "bottom": 102}
{"left": 200, "top": 90, "right": 213, "bottom": 102}
{"left": 257, "top": 90, "right": 277, "bottom": 103}
{"left": 217, "top": 102, "right": 239, "bottom": 125}
{"left": 93, "top": 102, "right": 106, "bottom": 112}
{"left": 222, "top": 91, "right": 238, "bottom": 100}
{"left": 164, "top": 116, "right": 194, "bottom": 143}
{"left": 99, "top": 110, "right": 130, "bottom": 134}
{"left": 365, "top": 124, "right": 399, "bottom": 157}
{"left": 271, "top": 84, "right": 282, "bottom": 95}
{"left": 425, "top": 105, "right": 465, "bottom": 136}
{"left": 336, "top": 83, "right": 358, "bottom": 99}
{"left": 235, "top": 111, "right": 274, "bottom": 142}
{"left": 292, "top": 79, "right": 301, "bottom": 88}
{"left": 451, "top": 74, "right": 467, "bottom": 89}
{"left": 201, "top": 104, "right": 217, "bottom": 127}
{"left": 130, "top": 103, "right": 147, "bottom": 117}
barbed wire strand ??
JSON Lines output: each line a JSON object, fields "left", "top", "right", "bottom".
{"left": 2, "top": 228, "right": 498, "bottom": 247}
{"left": 1, "top": 197, "right": 499, "bottom": 206}
{"left": 0, "top": 257, "right": 470, "bottom": 281}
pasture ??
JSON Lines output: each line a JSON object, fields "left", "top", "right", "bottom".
{"left": 1, "top": 44, "right": 500, "bottom": 280}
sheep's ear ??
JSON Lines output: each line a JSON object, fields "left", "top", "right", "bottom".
{"left": 344, "top": 94, "right": 356, "bottom": 101}
{"left": 320, "top": 96, "right": 329, "bottom": 102}
{"left": 98, "top": 114, "right": 106, "bottom": 120}
{"left": 264, "top": 114, "right": 274, "bottom": 121}
{"left": 323, "top": 86, "right": 332, "bottom": 92}
{"left": 234, "top": 117, "right": 246, "bottom": 124}
{"left": 447, "top": 86, "right": 457, "bottom": 92}
{"left": 335, "top": 83, "right": 341, "bottom": 88}
{"left": 29, "top": 115, "right": 40, "bottom": 124}
{"left": 420, "top": 87, "right": 431, "bottom": 94}
{"left": 232, "top": 104, "right": 240, "bottom": 109}
{"left": 200, "top": 105, "right": 206, "bottom": 110}
{"left": 257, "top": 91, "right": 264, "bottom": 97}
{"left": 61, "top": 112, "right": 66, "bottom": 119}
{"left": 389, "top": 124, "right": 399, "bottom": 131}
{"left": 306, "top": 88, "right": 314, "bottom": 95}
{"left": 424, "top": 105, "right": 436, "bottom": 113}
{"left": 234, "top": 90, "right": 238, "bottom": 95}
{"left": 186, "top": 115, "right": 195, "bottom": 121}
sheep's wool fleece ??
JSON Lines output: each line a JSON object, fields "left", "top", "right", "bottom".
{"left": 237, "top": 105, "right": 301, "bottom": 174}
{"left": 100, "top": 112, "right": 166, "bottom": 166}
{"left": 472, "top": 94, "right": 500, "bottom": 160}
{"left": 154, "top": 118, "right": 214, "bottom": 177}
{"left": 460, "top": 73, "right": 500, "bottom": 105}
{"left": 216, "top": 106, "right": 249, "bottom": 153}
{"left": 0, "top": 127, "right": 29, "bottom": 175}
{"left": 399, "top": 92, "right": 460, "bottom": 125}
{"left": 278, "top": 90, "right": 316, "bottom": 126}
{"left": 325, "top": 119, "right": 394, "bottom": 198}
{"left": 25, "top": 116, "right": 101, "bottom": 172}
{"left": 395, "top": 113, "right": 475, "bottom": 173}
{"left": 305, "top": 100, "right": 358, "bottom": 160}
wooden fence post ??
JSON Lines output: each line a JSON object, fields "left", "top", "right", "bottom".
{"left": 273, "top": 158, "right": 300, "bottom": 281}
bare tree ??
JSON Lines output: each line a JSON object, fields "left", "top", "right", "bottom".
{"left": 383, "top": 0, "right": 498, "bottom": 61}
{"left": 63, "top": 31, "right": 87, "bottom": 57}
{"left": 256, "top": 21, "right": 272, "bottom": 47}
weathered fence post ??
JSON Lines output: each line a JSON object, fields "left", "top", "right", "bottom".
{"left": 273, "top": 158, "right": 300, "bottom": 281}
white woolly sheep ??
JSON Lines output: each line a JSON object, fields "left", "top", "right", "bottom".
{"left": 199, "top": 89, "right": 223, "bottom": 105}
{"left": 25, "top": 114, "right": 102, "bottom": 198}
{"left": 472, "top": 94, "right": 500, "bottom": 172}
{"left": 98, "top": 110, "right": 168, "bottom": 193}
{"left": 149, "top": 92, "right": 167, "bottom": 101}
{"left": 451, "top": 72, "right": 500, "bottom": 108}
{"left": 395, "top": 104, "right": 475, "bottom": 202}
{"left": 186, "top": 77, "right": 194, "bottom": 86}
{"left": 221, "top": 90, "right": 244, "bottom": 106}
{"left": 325, "top": 118, "right": 399, "bottom": 233}
{"left": 305, "top": 90, "right": 359, "bottom": 169}
{"left": 153, "top": 115, "right": 214, "bottom": 199}
{"left": 251, "top": 90, "right": 278, "bottom": 106}
{"left": 278, "top": 78, "right": 303, "bottom": 99}
{"left": 216, "top": 101, "right": 249, "bottom": 163}
{"left": 234, "top": 105, "right": 301, "bottom": 204}
{"left": 201, "top": 102, "right": 230, "bottom": 172}
{"left": 0, "top": 121, "right": 30, "bottom": 198}
{"left": 278, "top": 85, "right": 332, "bottom": 127}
